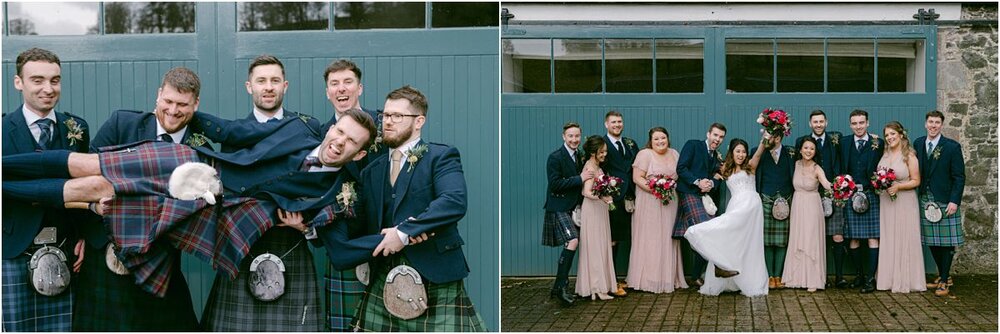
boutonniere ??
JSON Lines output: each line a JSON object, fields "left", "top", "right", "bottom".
{"left": 624, "top": 138, "right": 637, "bottom": 149}
{"left": 334, "top": 181, "right": 358, "bottom": 218}
{"left": 830, "top": 133, "right": 840, "bottom": 146}
{"left": 368, "top": 127, "right": 383, "bottom": 153}
{"left": 870, "top": 139, "right": 879, "bottom": 151}
{"left": 64, "top": 118, "right": 84, "bottom": 146}
{"left": 298, "top": 114, "right": 312, "bottom": 124}
{"left": 406, "top": 143, "right": 429, "bottom": 172}
{"left": 714, "top": 150, "right": 723, "bottom": 162}
{"left": 184, "top": 132, "right": 209, "bottom": 147}
{"left": 787, "top": 147, "right": 796, "bottom": 158}
{"left": 931, "top": 145, "right": 943, "bottom": 160}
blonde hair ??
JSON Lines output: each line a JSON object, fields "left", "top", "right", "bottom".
{"left": 884, "top": 121, "right": 913, "bottom": 163}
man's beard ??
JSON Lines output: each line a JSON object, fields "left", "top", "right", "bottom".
{"left": 254, "top": 95, "right": 283, "bottom": 113}
{"left": 383, "top": 125, "right": 414, "bottom": 148}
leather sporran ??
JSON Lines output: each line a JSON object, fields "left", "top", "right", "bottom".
{"left": 924, "top": 202, "right": 943, "bottom": 223}
{"left": 356, "top": 263, "right": 370, "bottom": 286}
{"left": 383, "top": 265, "right": 428, "bottom": 320}
{"left": 851, "top": 191, "right": 869, "bottom": 214}
{"left": 821, "top": 197, "right": 834, "bottom": 217}
{"left": 28, "top": 246, "right": 71, "bottom": 296}
{"left": 771, "top": 197, "right": 790, "bottom": 221}
{"left": 105, "top": 244, "right": 130, "bottom": 275}
{"left": 624, "top": 199, "right": 636, "bottom": 213}
{"left": 247, "top": 253, "right": 286, "bottom": 302}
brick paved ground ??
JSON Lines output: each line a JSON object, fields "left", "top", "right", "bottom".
{"left": 501, "top": 275, "right": 998, "bottom": 332}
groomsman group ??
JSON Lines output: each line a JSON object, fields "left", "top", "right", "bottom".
{"left": 2, "top": 47, "right": 485, "bottom": 331}
{"left": 544, "top": 107, "right": 967, "bottom": 300}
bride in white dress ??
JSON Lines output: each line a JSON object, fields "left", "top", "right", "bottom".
{"left": 684, "top": 137, "right": 773, "bottom": 297}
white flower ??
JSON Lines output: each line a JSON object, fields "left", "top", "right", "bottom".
{"left": 609, "top": 179, "right": 618, "bottom": 187}
{"left": 757, "top": 114, "right": 765, "bottom": 124}
{"left": 656, "top": 179, "right": 667, "bottom": 186}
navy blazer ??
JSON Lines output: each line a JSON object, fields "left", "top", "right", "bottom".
{"left": 751, "top": 145, "right": 796, "bottom": 197}
{"left": 839, "top": 133, "right": 885, "bottom": 191}
{"left": 544, "top": 145, "right": 584, "bottom": 213}
{"left": 795, "top": 131, "right": 842, "bottom": 181}
{"left": 321, "top": 140, "right": 470, "bottom": 284}
{"left": 220, "top": 109, "right": 322, "bottom": 153}
{"left": 2, "top": 106, "right": 92, "bottom": 258}
{"left": 676, "top": 139, "right": 722, "bottom": 195}
{"left": 601, "top": 135, "right": 639, "bottom": 200}
{"left": 914, "top": 135, "right": 965, "bottom": 205}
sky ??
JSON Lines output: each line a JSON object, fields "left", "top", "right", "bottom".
{"left": 7, "top": 2, "right": 99, "bottom": 35}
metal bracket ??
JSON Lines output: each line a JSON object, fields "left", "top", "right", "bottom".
{"left": 913, "top": 8, "right": 940, "bottom": 25}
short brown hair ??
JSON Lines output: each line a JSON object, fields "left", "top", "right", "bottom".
{"left": 161, "top": 67, "right": 201, "bottom": 99}
{"left": 342, "top": 107, "right": 378, "bottom": 149}
{"left": 849, "top": 109, "right": 869, "bottom": 120}
{"left": 248, "top": 54, "right": 284, "bottom": 78}
{"left": 605, "top": 110, "right": 623, "bottom": 120}
{"left": 386, "top": 85, "right": 428, "bottom": 116}
{"left": 709, "top": 122, "right": 727, "bottom": 133}
{"left": 809, "top": 109, "right": 827, "bottom": 120}
{"left": 16, "top": 48, "right": 60, "bottom": 76}
{"left": 563, "top": 122, "right": 580, "bottom": 133}
{"left": 926, "top": 110, "right": 945, "bottom": 122}
{"left": 323, "top": 59, "right": 362, "bottom": 83}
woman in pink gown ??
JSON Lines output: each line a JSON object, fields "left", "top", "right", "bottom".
{"left": 576, "top": 136, "right": 617, "bottom": 300}
{"left": 781, "top": 138, "right": 833, "bottom": 292}
{"left": 876, "top": 122, "right": 926, "bottom": 293}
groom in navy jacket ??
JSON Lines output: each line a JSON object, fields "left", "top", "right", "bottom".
{"left": 676, "top": 123, "right": 726, "bottom": 286}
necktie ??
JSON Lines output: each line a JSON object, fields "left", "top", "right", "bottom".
{"left": 301, "top": 156, "right": 322, "bottom": 171}
{"left": 572, "top": 150, "right": 578, "bottom": 164}
{"left": 35, "top": 119, "right": 53, "bottom": 149}
{"left": 390, "top": 150, "right": 403, "bottom": 186}
{"left": 817, "top": 137, "right": 824, "bottom": 149}
{"left": 857, "top": 140, "right": 866, "bottom": 151}
{"left": 616, "top": 140, "right": 625, "bottom": 158}
{"left": 266, "top": 118, "right": 280, "bottom": 124}
{"left": 927, "top": 141, "right": 934, "bottom": 155}
{"left": 160, "top": 133, "right": 174, "bottom": 143}
{"left": 771, "top": 149, "right": 779, "bottom": 162}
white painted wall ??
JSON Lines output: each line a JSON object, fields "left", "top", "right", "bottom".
{"left": 503, "top": 3, "right": 962, "bottom": 22}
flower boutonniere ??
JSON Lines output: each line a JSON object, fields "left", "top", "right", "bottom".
{"left": 368, "top": 127, "right": 383, "bottom": 153}
{"left": 870, "top": 138, "right": 880, "bottom": 151}
{"left": 624, "top": 138, "right": 637, "bottom": 150}
{"left": 298, "top": 114, "right": 312, "bottom": 124}
{"left": 335, "top": 181, "right": 358, "bottom": 218}
{"left": 184, "top": 132, "right": 209, "bottom": 147}
{"left": 830, "top": 133, "right": 840, "bottom": 146}
{"left": 931, "top": 145, "right": 943, "bottom": 160}
{"left": 64, "top": 118, "right": 84, "bottom": 146}
{"left": 787, "top": 147, "right": 796, "bottom": 159}
{"left": 406, "top": 143, "right": 429, "bottom": 172}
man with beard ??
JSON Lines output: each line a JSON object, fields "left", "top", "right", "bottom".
{"left": 674, "top": 123, "right": 726, "bottom": 287}
{"left": 320, "top": 85, "right": 487, "bottom": 331}
{"left": 600, "top": 111, "right": 638, "bottom": 296}
{"left": 543, "top": 122, "right": 593, "bottom": 305}
{"left": 751, "top": 133, "right": 795, "bottom": 289}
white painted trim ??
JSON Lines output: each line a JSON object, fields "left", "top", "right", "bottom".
{"left": 504, "top": 3, "right": 962, "bottom": 22}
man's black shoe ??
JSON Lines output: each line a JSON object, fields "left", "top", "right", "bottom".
{"left": 551, "top": 288, "right": 575, "bottom": 306}
{"left": 860, "top": 279, "right": 876, "bottom": 294}
{"left": 834, "top": 278, "right": 850, "bottom": 289}
{"left": 849, "top": 275, "right": 866, "bottom": 289}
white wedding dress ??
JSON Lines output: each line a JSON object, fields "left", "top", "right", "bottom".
{"left": 684, "top": 170, "right": 769, "bottom": 297}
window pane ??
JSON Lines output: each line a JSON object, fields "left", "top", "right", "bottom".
{"left": 238, "top": 2, "right": 328, "bottom": 31}
{"left": 431, "top": 2, "right": 497, "bottom": 28}
{"left": 502, "top": 39, "right": 551, "bottom": 93}
{"left": 335, "top": 2, "right": 424, "bottom": 30}
{"left": 6, "top": 2, "right": 98, "bottom": 35}
{"left": 554, "top": 39, "right": 602, "bottom": 93}
{"left": 605, "top": 39, "right": 652, "bottom": 93}
{"left": 727, "top": 39, "right": 774, "bottom": 93}
{"left": 878, "top": 39, "right": 924, "bottom": 92}
{"left": 104, "top": 2, "right": 195, "bottom": 34}
{"left": 656, "top": 39, "right": 704, "bottom": 93}
{"left": 776, "top": 39, "right": 824, "bottom": 92}
{"left": 828, "top": 39, "right": 874, "bottom": 92}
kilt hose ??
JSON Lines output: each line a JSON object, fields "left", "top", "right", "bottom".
{"left": 200, "top": 228, "right": 322, "bottom": 331}
{"left": 760, "top": 194, "right": 791, "bottom": 247}
{"left": 844, "top": 190, "right": 881, "bottom": 239}
{"left": 673, "top": 192, "right": 714, "bottom": 238}
{"left": 325, "top": 264, "right": 365, "bottom": 331}
{"left": 2, "top": 256, "right": 73, "bottom": 331}
{"left": 920, "top": 193, "right": 965, "bottom": 247}
{"left": 352, "top": 256, "right": 487, "bottom": 332}
{"left": 72, "top": 245, "right": 198, "bottom": 331}
{"left": 542, "top": 211, "right": 579, "bottom": 247}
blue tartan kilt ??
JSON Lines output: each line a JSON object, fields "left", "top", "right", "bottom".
{"left": 673, "top": 192, "right": 713, "bottom": 239}
{"left": 98, "top": 140, "right": 201, "bottom": 196}
{"left": 844, "top": 190, "right": 881, "bottom": 239}
{"left": 2, "top": 256, "right": 73, "bottom": 332}
{"left": 825, "top": 204, "right": 846, "bottom": 236}
{"left": 326, "top": 264, "right": 366, "bottom": 331}
{"left": 919, "top": 193, "right": 965, "bottom": 247}
{"left": 542, "top": 211, "right": 579, "bottom": 247}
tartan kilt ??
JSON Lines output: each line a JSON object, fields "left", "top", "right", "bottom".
{"left": 325, "top": 264, "right": 365, "bottom": 331}
{"left": 673, "top": 192, "right": 713, "bottom": 238}
{"left": 761, "top": 194, "right": 790, "bottom": 247}
{"left": 72, "top": 246, "right": 198, "bottom": 331}
{"left": 200, "top": 228, "right": 322, "bottom": 331}
{"left": 98, "top": 141, "right": 201, "bottom": 197}
{"left": 825, "top": 204, "right": 846, "bottom": 236}
{"left": 844, "top": 190, "right": 881, "bottom": 239}
{"left": 352, "top": 256, "right": 487, "bottom": 332}
{"left": 920, "top": 193, "right": 965, "bottom": 247}
{"left": 542, "top": 211, "right": 579, "bottom": 247}
{"left": 2, "top": 256, "right": 73, "bottom": 332}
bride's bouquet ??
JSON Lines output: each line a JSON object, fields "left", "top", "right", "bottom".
{"left": 829, "top": 174, "right": 857, "bottom": 207}
{"left": 870, "top": 167, "right": 898, "bottom": 201}
{"left": 592, "top": 175, "right": 623, "bottom": 211}
{"left": 756, "top": 108, "right": 792, "bottom": 137}
{"left": 646, "top": 174, "right": 677, "bottom": 205}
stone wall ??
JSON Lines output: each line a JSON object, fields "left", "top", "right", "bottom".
{"left": 934, "top": 3, "right": 998, "bottom": 274}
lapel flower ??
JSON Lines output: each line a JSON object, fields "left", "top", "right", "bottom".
{"left": 406, "top": 143, "right": 429, "bottom": 173}
{"left": 64, "top": 118, "right": 84, "bottom": 146}
{"left": 870, "top": 137, "right": 879, "bottom": 151}
{"left": 368, "top": 126, "right": 383, "bottom": 153}
{"left": 335, "top": 181, "right": 358, "bottom": 218}
{"left": 787, "top": 147, "right": 796, "bottom": 158}
{"left": 931, "top": 145, "right": 943, "bottom": 160}
{"left": 830, "top": 133, "right": 840, "bottom": 146}
{"left": 624, "top": 138, "right": 637, "bottom": 150}
{"left": 298, "top": 114, "right": 312, "bottom": 124}
{"left": 184, "top": 132, "right": 209, "bottom": 147}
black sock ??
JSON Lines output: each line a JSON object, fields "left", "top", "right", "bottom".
{"left": 848, "top": 247, "right": 863, "bottom": 279}
{"left": 2, "top": 150, "right": 72, "bottom": 179}
{"left": 554, "top": 248, "right": 576, "bottom": 291}
{"left": 832, "top": 241, "right": 845, "bottom": 279}
{"left": 867, "top": 247, "right": 880, "bottom": 279}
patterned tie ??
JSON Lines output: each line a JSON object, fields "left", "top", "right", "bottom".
{"left": 390, "top": 150, "right": 403, "bottom": 186}
{"left": 927, "top": 141, "right": 934, "bottom": 156}
{"left": 160, "top": 133, "right": 174, "bottom": 143}
{"left": 857, "top": 140, "right": 866, "bottom": 151}
{"left": 35, "top": 118, "right": 53, "bottom": 149}
{"left": 301, "top": 156, "right": 322, "bottom": 171}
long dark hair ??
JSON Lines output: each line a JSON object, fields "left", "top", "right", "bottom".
{"left": 796, "top": 136, "right": 822, "bottom": 164}
{"left": 582, "top": 135, "right": 607, "bottom": 165}
{"left": 720, "top": 138, "right": 750, "bottom": 178}
{"left": 644, "top": 127, "right": 670, "bottom": 149}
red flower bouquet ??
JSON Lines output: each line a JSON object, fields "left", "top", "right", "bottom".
{"left": 871, "top": 167, "right": 898, "bottom": 201}
{"left": 756, "top": 108, "right": 792, "bottom": 137}
{"left": 592, "top": 174, "right": 623, "bottom": 211}
{"left": 830, "top": 174, "right": 857, "bottom": 207}
{"left": 646, "top": 174, "right": 677, "bottom": 205}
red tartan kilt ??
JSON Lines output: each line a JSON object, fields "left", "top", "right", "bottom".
{"left": 98, "top": 141, "right": 201, "bottom": 196}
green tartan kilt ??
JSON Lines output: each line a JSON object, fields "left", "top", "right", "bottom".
{"left": 352, "top": 256, "right": 487, "bottom": 332}
{"left": 919, "top": 193, "right": 965, "bottom": 247}
{"left": 761, "top": 194, "right": 790, "bottom": 247}
{"left": 326, "top": 264, "right": 365, "bottom": 331}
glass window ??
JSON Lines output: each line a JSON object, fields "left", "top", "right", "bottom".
{"left": 777, "top": 39, "right": 824, "bottom": 92}
{"left": 6, "top": 2, "right": 99, "bottom": 35}
{"left": 334, "top": 2, "right": 424, "bottom": 30}
{"left": 726, "top": 39, "right": 774, "bottom": 93}
{"left": 104, "top": 2, "right": 195, "bottom": 34}
{"left": 877, "top": 39, "right": 924, "bottom": 92}
{"left": 553, "top": 39, "right": 602, "bottom": 93}
{"left": 656, "top": 39, "right": 704, "bottom": 93}
{"left": 238, "top": 2, "right": 328, "bottom": 31}
{"left": 431, "top": 2, "right": 497, "bottom": 28}
{"left": 605, "top": 39, "right": 652, "bottom": 93}
{"left": 828, "top": 39, "right": 874, "bottom": 92}
{"left": 502, "top": 39, "right": 550, "bottom": 93}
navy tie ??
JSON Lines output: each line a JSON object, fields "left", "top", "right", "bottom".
{"left": 616, "top": 140, "right": 625, "bottom": 159}
{"left": 160, "top": 133, "right": 174, "bottom": 143}
{"left": 35, "top": 119, "right": 54, "bottom": 149}
{"left": 266, "top": 118, "right": 280, "bottom": 124}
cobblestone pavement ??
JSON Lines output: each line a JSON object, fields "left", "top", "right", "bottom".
{"left": 501, "top": 275, "right": 998, "bottom": 332}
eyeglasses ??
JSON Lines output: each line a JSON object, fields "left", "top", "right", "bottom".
{"left": 378, "top": 113, "right": 421, "bottom": 123}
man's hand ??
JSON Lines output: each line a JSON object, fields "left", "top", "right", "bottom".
{"left": 698, "top": 179, "right": 713, "bottom": 192}
{"left": 276, "top": 209, "right": 307, "bottom": 233}
{"left": 73, "top": 239, "right": 86, "bottom": 273}
{"left": 373, "top": 227, "right": 405, "bottom": 257}
{"left": 946, "top": 202, "right": 959, "bottom": 216}
{"left": 580, "top": 169, "right": 594, "bottom": 181}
